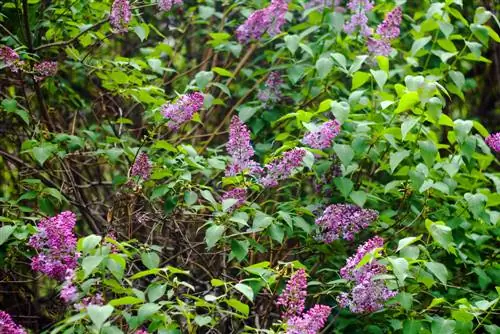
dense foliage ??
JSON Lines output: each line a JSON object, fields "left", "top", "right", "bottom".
{"left": 1, "top": 0, "right": 499, "bottom": 333}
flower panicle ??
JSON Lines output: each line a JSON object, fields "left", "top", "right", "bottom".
{"left": 161, "top": 92, "right": 204, "bottom": 130}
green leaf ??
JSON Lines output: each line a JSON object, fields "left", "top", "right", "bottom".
{"left": 212, "top": 67, "right": 234, "bottom": 78}
{"left": 194, "top": 315, "right": 212, "bottom": 327}
{"left": 82, "top": 255, "right": 104, "bottom": 278}
{"left": 133, "top": 23, "right": 150, "bottom": 42}
{"left": 389, "top": 257, "right": 410, "bottom": 284}
{"left": 32, "top": 143, "right": 56, "bottom": 166}
{"left": 109, "top": 71, "right": 128, "bottom": 84}
{"left": 184, "top": 191, "right": 198, "bottom": 206}
{"left": 426, "top": 262, "right": 448, "bottom": 285}
{"left": 419, "top": 140, "right": 437, "bottom": 167}
{"left": 87, "top": 305, "right": 114, "bottom": 329}
{"left": 401, "top": 117, "right": 419, "bottom": 141}
{"left": 390, "top": 150, "right": 410, "bottom": 173}
{"left": 141, "top": 252, "right": 160, "bottom": 269}
{"left": 316, "top": 57, "right": 333, "bottom": 79}
{"left": 205, "top": 225, "right": 225, "bottom": 249}
{"left": 334, "top": 177, "right": 353, "bottom": 198}
{"left": 333, "top": 144, "right": 354, "bottom": 166}
{"left": 352, "top": 71, "right": 371, "bottom": 89}
{"left": 252, "top": 212, "right": 273, "bottom": 231}
{"left": 431, "top": 318, "right": 455, "bottom": 334}
{"left": 234, "top": 283, "right": 254, "bottom": 301}
{"left": 403, "top": 320, "right": 423, "bottom": 334}
{"left": 109, "top": 296, "right": 143, "bottom": 306}
{"left": 230, "top": 239, "right": 249, "bottom": 261}
{"left": 370, "top": 69, "right": 388, "bottom": 90}
{"left": 449, "top": 71, "right": 465, "bottom": 89}
{"left": 425, "top": 219, "right": 455, "bottom": 253}
{"left": 395, "top": 92, "right": 419, "bottom": 113}
{"left": 225, "top": 298, "right": 249, "bottom": 316}
{"left": 350, "top": 191, "right": 367, "bottom": 207}
{"left": 2, "top": 98, "right": 17, "bottom": 112}
{"left": 411, "top": 36, "right": 432, "bottom": 56}
{"left": 284, "top": 35, "right": 300, "bottom": 54}
{"left": 138, "top": 303, "right": 161, "bottom": 321}
{"left": 348, "top": 55, "right": 368, "bottom": 74}
{"left": 195, "top": 71, "right": 214, "bottom": 90}
{"left": 81, "top": 235, "right": 102, "bottom": 253}
{"left": 397, "top": 236, "right": 422, "bottom": 252}
{"left": 0, "top": 225, "right": 15, "bottom": 245}
{"left": 147, "top": 284, "right": 166, "bottom": 302}
{"left": 269, "top": 224, "right": 284, "bottom": 243}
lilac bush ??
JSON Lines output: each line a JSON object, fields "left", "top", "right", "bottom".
{"left": 0, "top": 0, "right": 499, "bottom": 332}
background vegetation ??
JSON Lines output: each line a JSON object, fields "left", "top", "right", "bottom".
{"left": 0, "top": 0, "right": 499, "bottom": 333}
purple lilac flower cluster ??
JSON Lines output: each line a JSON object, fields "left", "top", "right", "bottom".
{"left": 236, "top": 0, "right": 289, "bottom": 44}
{"left": 221, "top": 188, "right": 247, "bottom": 210}
{"left": 33, "top": 61, "right": 58, "bottom": 81}
{"left": 486, "top": 132, "right": 500, "bottom": 152}
{"left": 304, "top": 0, "right": 344, "bottom": 12}
{"left": 60, "top": 269, "right": 78, "bottom": 303}
{"left": 0, "top": 311, "right": 26, "bottom": 334}
{"left": 110, "top": 0, "right": 132, "bottom": 32}
{"left": 315, "top": 204, "right": 379, "bottom": 242}
{"left": 158, "top": 0, "right": 182, "bottom": 11}
{"left": 135, "top": 330, "right": 149, "bottom": 334}
{"left": 259, "top": 148, "right": 306, "bottom": 187}
{"left": 276, "top": 269, "right": 307, "bottom": 318}
{"left": 277, "top": 269, "right": 331, "bottom": 334}
{"left": 367, "top": 7, "right": 402, "bottom": 56}
{"left": 161, "top": 92, "right": 204, "bottom": 130}
{"left": 302, "top": 120, "right": 340, "bottom": 149}
{"left": 286, "top": 304, "right": 332, "bottom": 334}
{"left": 338, "top": 236, "right": 397, "bottom": 313}
{"left": 226, "top": 116, "right": 261, "bottom": 176}
{"left": 74, "top": 293, "right": 104, "bottom": 311}
{"left": 0, "top": 46, "right": 22, "bottom": 72}
{"left": 131, "top": 152, "right": 152, "bottom": 180}
{"left": 29, "top": 211, "right": 78, "bottom": 281}
{"left": 344, "top": 0, "right": 374, "bottom": 37}
{"left": 258, "top": 72, "right": 283, "bottom": 106}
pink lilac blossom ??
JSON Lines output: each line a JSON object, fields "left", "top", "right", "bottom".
{"left": 368, "top": 7, "right": 403, "bottom": 56}
{"left": 0, "top": 46, "right": 21, "bottom": 72}
{"left": 277, "top": 269, "right": 307, "bottom": 319}
{"left": 286, "top": 304, "right": 331, "bottom": 334}
{"left": 337, "top": 236, "right": 396, "bottom": 313}
{"left": 0, "top": 311, "right": 26, "bottom": 334}
{"left": 302, "top": 120, "right": 340, "bottom": 149}
{"left": 110, "top": 0, "right": 132, "bottom": 32}
{"left": 131, "top": 152, "right": 152, "bottom": 180}
{"left": 158, "top": 0, "right": 182, "bottom": 11}
{"left": 74, "top": 293, "right": 104, "bottom": 311}
{"left": 60, "top": 270, "right": 78, "bottom": 303}
{"left": 259, "top": 148, "right": 306, "bottom": 187}
{"left": 221, "top": 188, "right": 247, "bottom": 210}
{"left": 258, "top": 72, "right": 283, "bottom": 106}
{"left": 33, "top": 61, "right": 57, "bottom": 81}
{"left": 225, "top": 116, "right": 261, "bottom": 176}
{"left": 344, "top": 0, "right": 374, "bottom": 37}
{"left": 366, "top": 38, "right": 392, "bottom": 56}
{"left": 339, "top": 236, "right": 384, "bottom": 280}
{"left": 315, "top": 204, "right": 379, "bottom": 243}
{"left": 29, "top": 211, "right": 78, "bottom": 281}
{"left": 161, "top": 92, "right": 204, "bottom": 130}
{"left": 135, "top": 330, "right": 149, "bottom": 334}
{"left": 485, "top": 132, "right": 500, "bottom": 152}
{"left": 236, "top": 0, "right": 289, "bottom": 44}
